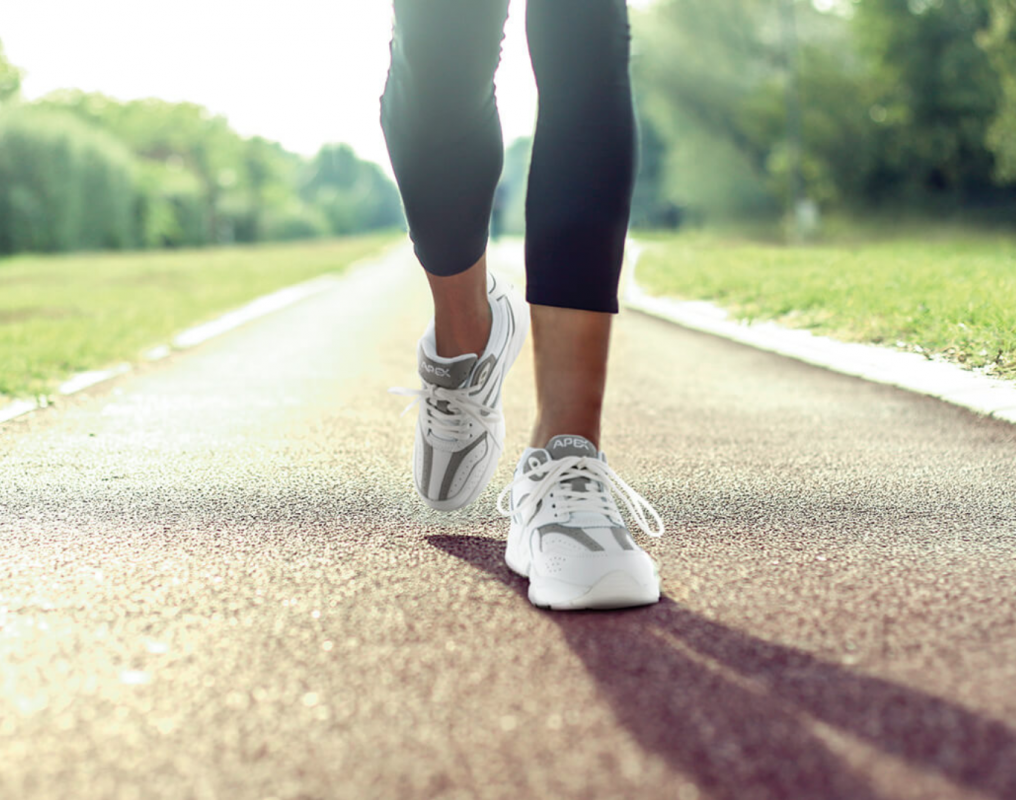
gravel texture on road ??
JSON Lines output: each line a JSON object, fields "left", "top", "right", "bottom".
{"left": 2, "top": 245, "right": 1016, "bottom": 800}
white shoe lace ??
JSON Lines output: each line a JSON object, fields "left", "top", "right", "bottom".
{"left": 389, "top": 383, "right": 503, "bottom": 449}
{"left": 496, "top": 455, "right": 665, "bottom": 538}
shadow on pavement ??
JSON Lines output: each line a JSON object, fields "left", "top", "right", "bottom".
{"left": 427, "top": 534, "right": 1016, "bottom": 800}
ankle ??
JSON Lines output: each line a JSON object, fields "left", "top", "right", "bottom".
{"left": 529, "top": 303, "right": 611, "bottom": 450}
{"left": 427, "top": 253, "right": 490, "bottom": 358}
{"left": 434, "top": 300, "right": 491, "bottom": 358}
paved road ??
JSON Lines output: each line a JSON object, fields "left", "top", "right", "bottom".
{"left": 2, "top": 244, "right": 1016, "bottom": 800}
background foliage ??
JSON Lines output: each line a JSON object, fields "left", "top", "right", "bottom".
{"left": 0, "top": 107, "right": 137, "bottom": 253}
{"left": 627, "top": 0, "right": 1016, "bottom": 228}
{"left": 3, "top": 0, "right": 1016, "bottom": 252}
{"left": 0, "top": 44, "right": 405, "bottom": 257}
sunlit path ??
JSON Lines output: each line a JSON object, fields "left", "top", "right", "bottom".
{"left": 2, "top": 244, "right": 1015, "bottom": 799}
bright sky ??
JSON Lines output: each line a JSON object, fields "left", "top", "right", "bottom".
{"left": 0, "top": 0, "right": 656, "bottom": 175}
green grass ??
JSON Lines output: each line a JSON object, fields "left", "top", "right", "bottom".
{"left": 0, "top": 232, "right": 400, "bottom": 400}
{"left": 634, "top": 227, "right": 1016, "bottom": 380}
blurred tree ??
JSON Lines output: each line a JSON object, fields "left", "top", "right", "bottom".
{"left": 629, "top": 109, "right": 685, "bottom": 229}
{"left": 301, "top": 144, "right": 404, "bottom": 235}
{"left": 0, "top": 39, "right": 21, "bottom": 106}
{"left": 134, "top": 159, "right": 207, "bottom": 248}
{"left": 240, "top": 136, "right": 278, "bottom": 242}
{"left": 226, "top": 136, "right": 309, "bottom": 243}
{"left": 634, "top": 0, "right": 776, "bottom": 177}
{"left": 0, "top": 108, "right": 137, "bottom": 254}
{"left": 262, "top": 200, "right": 331, "bottom": 241}
{"left": 632, "top": 0, "right": 870, "bottom": 220}
{"left": 37, "top": 92, "right": 248, "bottom": 243}
{"left": 14, "top": 89, "right": 404, "bottom": 253}
{"left": 498, "top": 136, "right": 533, "bottom": 236}
{"left": 980, "top": 0, "right": 1016, "bottom": 181}
{"left": 632, "top": 0, "right": 1016, "bottom": 223}
{"left": 853, "top": 0, "right": 1003, "bottom": 204}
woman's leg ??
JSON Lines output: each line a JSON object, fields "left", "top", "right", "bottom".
{"left": 524, "top": 0, "right": 638, "bottom": 447}
{"left": 382, "top": 2, "right": 533, "bottom": 514}
{"left": 525, "top": 0, "right": 637, "bottom": 315}
{"left": 380, "top": 0, "right": 510, "bottom": 357}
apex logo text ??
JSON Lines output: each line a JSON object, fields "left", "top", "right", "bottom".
{"left": 421, "top": 362, "right": 452, "bottom": 378}
{"left": 552, "top": 437, "right": 594, "bottom": 451}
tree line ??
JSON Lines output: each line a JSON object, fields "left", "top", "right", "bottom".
{"left": 0, "top": 39, "right": 404, "bottom": 256}
{"left": 629, "top": 0, "right": 1016, "bottom": 226}
{"left": 4, "top": 0, "right": 1015, "bottom": 256}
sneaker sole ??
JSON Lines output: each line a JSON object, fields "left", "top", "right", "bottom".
{"left": 505, "top": 541, "right": 662, "bottom": 611}
{"left": 415, "top": 286, "right": 530, "bottom": 512}
{"left": 529, "top": 569, "right": 661, "bottom": 611}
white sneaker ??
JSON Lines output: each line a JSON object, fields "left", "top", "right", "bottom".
{"left": 392, "top": 273, "right": 529, "bottom": 511}
{"left": 497, "top": 435, "right": 664, "bottom": 610}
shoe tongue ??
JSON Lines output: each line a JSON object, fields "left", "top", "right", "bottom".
{"left": 545, "top": 435, "right": 599, "bottom": 461}
{"left": 543, "top": 436, "right": 612, "bottom": 525}
{"left": 417, "top": 344, "right": 477, "bottom": 389}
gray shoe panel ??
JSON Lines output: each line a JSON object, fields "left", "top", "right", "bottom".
{"left": 611, "top": 527, "right": 636, "bottom": 551}
{"left": 538, "top": 524, "right": 606, "bottom": 553}
{"left": 438, "top": 432, "right": 488, "bottom": 502}
{"left": 419, "top": 439, "right": 435, "bottom": 498}
{"left": 418, "top": 345, "right": 477, "bottom": 389}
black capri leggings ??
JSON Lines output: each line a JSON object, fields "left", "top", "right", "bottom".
{"left": 380, "top": 0, "right": 638, "bottom": 314}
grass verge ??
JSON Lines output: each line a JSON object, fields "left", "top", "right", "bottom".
{"left": 633, "top": 228, "right": 1016, "bottom": 381}
{"left": 0, "top": 232, "right": 400, "bottom": 400}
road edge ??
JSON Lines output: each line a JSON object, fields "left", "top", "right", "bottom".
{"left": 622, "top": 240, "right": 1016, "bottom": 425}
{"left": 0, "top": 241, "right": 410, "bottom": 427}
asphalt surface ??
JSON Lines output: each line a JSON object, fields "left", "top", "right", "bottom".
{"left": 2, "top": 243, "right": 1016, "bottom": 800}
